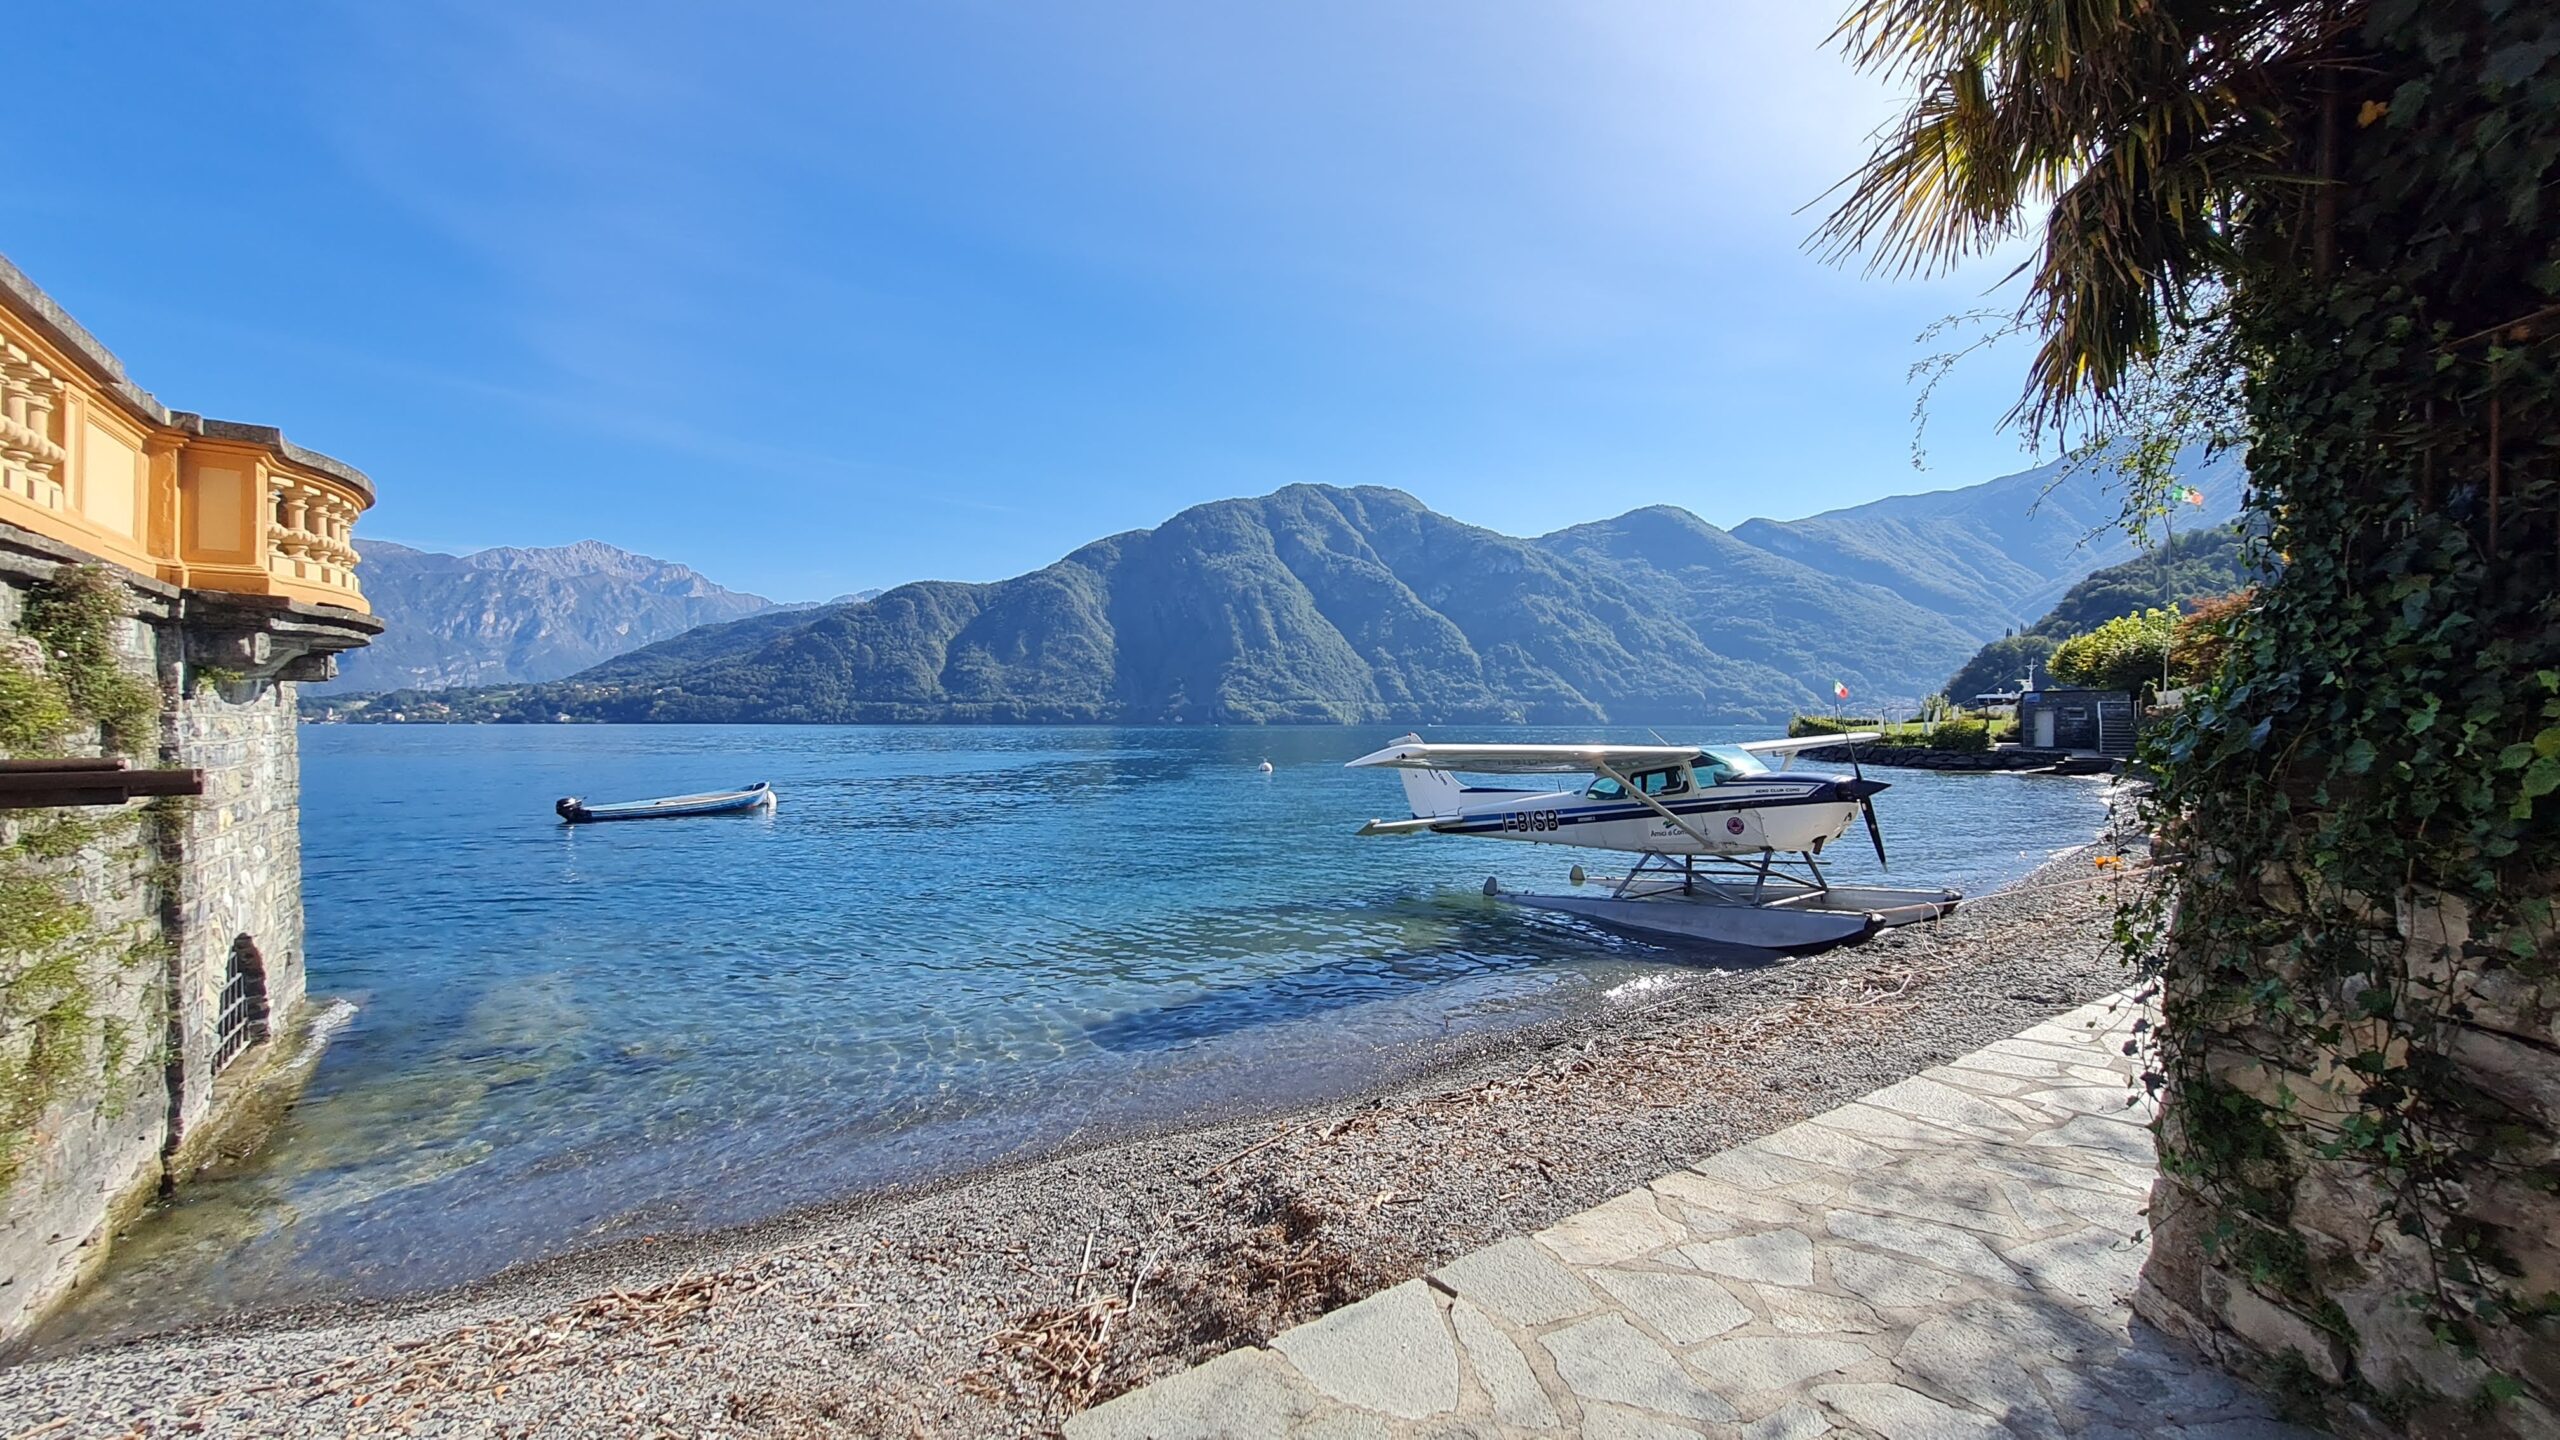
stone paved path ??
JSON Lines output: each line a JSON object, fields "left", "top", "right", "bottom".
{"left": 1069, "top": 992, "right": 2318, "bottom": 1439}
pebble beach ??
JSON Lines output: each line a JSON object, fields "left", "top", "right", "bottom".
{"left": 0, "top": 843, "right": 2154, "bottom": 1439}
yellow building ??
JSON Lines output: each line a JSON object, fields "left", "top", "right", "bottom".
{"left": 1, "top": 254, "right": 371, "bottom": 615}
{"left": 2, "top": 251, "right": 379, "bottom": 1345}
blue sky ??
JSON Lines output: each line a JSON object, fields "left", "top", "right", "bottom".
{"left": 9, "top": 2, "right": 2046, "bottom": 601}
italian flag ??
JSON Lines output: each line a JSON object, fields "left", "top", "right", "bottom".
{"left": 1833, "top": 680, "right": 1850, "bottom": 700}
{"left": 2181, "top": 486, "right": 2206, "bottom": 507}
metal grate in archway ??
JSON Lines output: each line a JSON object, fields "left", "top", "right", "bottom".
{"left": 214, "top": 936, "right": 269, "bottom": 1072}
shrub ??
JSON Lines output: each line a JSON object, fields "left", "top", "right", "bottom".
{"left": 2049, "top": 608, "right": 2179, "bottom": 695}
{"left": 2168, "top": 590, "right": 2255, "bottom": 685}
{"left": 1787, "top": 714, "right": 1882, "bottom": 738}
{"left": 1924, "top": 717, "right": 1991, "bottom": 751}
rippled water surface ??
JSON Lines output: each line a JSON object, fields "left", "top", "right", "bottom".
{"left": 46, "top": 724, "right": 2112, "bottom": 1342}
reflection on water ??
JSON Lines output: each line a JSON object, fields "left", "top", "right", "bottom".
{"left": 41, "top": 724, "right": 2110, "bottom": 1346}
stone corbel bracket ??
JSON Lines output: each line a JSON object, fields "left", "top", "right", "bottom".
{"left": 180, "top": 589, "right": 383, "bottom": 684}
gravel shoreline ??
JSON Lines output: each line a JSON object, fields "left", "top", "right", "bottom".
{"left": 0, "top": 840, "right": 2154, "bottom": 1438}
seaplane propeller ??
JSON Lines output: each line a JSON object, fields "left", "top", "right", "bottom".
{"left": 1847, "top": 738, "right": 1888, "bottom": 870}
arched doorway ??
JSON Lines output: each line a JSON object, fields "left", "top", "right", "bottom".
{"left": 214, "top": 935, "right": 269, "bottom": 1072}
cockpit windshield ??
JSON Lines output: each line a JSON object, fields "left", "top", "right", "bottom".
{"left": 1699, "top": 743, "right": 1761, "bottom": 778}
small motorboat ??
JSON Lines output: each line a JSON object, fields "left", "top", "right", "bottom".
{"left": 555, "top": 782, "right": 776, "bottom": 824}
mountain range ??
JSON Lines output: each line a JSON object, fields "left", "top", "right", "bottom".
{"left": 1731, "top": 445, "right": 2246, "bottom": 635}
{"left": 338, "top": 453, "right": 2242, "bottom": 725}
{"left": 319, "top": 540, "right": 786, "bottom": 693}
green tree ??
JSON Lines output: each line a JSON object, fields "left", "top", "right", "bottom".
{"left": 2046, "top": 608, "right": 2178, "bottom": 695}
{"left": 1825, "top": 3, "right": 2559, "bottom": 1430}
{"left": 1942, "top": 632, "right": 2054, "bottom": 700}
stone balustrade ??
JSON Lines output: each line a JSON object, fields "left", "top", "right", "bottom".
{"left": 0, "top": 335, "right": 71, "bottom": 513}
{"left": 266, "top": 473, "right": 365, "bottom": 599}
{"left": 0, "top": 253, "right": 373, "bottom": 614}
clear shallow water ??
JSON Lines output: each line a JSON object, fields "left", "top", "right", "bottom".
{"left": 43, "top": 724, "right": 2110, "bottom": 1343}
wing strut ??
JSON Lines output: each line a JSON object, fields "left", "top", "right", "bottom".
{"left": 1595, "top": 761, "right": 1721, "bottom": 852}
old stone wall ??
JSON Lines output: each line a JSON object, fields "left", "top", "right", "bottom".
{"left": 2134, "top": 889, "right": 2560, "bottom": 1437}
{"left": 0, "top": 578, "right": 170, "bottom": 1343}
{"left": 0, "top": 534, "right": 369, "bottom": 1347}
{"left": 163, "top": 677, "right": 306, "bottom": 1157}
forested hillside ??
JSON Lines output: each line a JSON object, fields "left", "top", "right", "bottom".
{"left": 413, "top": 486, "right": 1989, "bottom": 724}
{"left": 1733, "top": 445, "right": 2245, "bottom": 634}
{"left": 340, "top": 453, "right": 2242, "bottom": 726}
{"left": 1941, "top": 528, "right": 2261, "bottom": 699}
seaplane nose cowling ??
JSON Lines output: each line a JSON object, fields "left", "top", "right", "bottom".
{"left": 1831, "top": 777, "right": 1891, "bottom": 867}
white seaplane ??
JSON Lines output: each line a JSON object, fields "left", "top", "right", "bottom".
{"left": 1348, "top": 734, "right": 1961, "bottom": 952}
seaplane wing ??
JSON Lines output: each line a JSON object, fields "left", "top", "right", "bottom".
{"left": 1347, "top": 732, "right": 1891, "bottom": 867}
{"left": 1345, "top": 740, "right": 1704, "bottom": 775}
{"left": 1735, "top": 733, "right": 1878, "bottom": 755}
{"left": 1736, "top": 733, "right": 1880, "bottom": 771}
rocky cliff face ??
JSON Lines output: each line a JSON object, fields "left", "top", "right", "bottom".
{"left": 320, "top": 540, "right": 780, "bottom": 692}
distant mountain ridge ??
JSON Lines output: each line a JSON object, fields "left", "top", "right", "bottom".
{"left": 321, "top": 539, "right": 785, "bottom": 693}
{"left": 535, "top": 484, "right": 1977, "bottom": 724}
{"left": 363, "top": 455, "right": 2240, "bottom": 726}
{"left": 1733, "top": 446, "right": 2245, "bottom": 635}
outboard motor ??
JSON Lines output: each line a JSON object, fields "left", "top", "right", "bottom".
{"left": 554, "top": 796, "right": 585, "bottom": 822}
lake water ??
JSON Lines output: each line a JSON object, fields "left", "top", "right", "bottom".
{"left": 42, "top": 724, "right": 2112, "bottom": 1344}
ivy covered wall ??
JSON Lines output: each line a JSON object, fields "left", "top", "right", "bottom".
{"left": 2130, "top": 5, "right": 2559, "bottom": 1435}
{"left": 0, "top": 567, "right": 179, "bottom": 1342}
{"left": 0, "top": 539, "right": 370, "bottom": 1345}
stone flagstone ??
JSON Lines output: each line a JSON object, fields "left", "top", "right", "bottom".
{"left": 1067, "top": 992, "right": 2320, "bottom": 1440}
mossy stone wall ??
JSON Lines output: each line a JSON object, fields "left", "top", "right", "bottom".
{"left": 0, "top": 542, "right": 345, "bottom": 1346}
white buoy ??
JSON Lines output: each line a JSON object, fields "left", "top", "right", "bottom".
{"left": 1569, "top": 864, "right": 1587, "bottom": 886}
{"left": 1258, "top": 760, "right": 1274, "bottom": 773}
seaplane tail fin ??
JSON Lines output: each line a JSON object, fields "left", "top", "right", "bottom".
{"left": 1399, "top": 767, "right": 1467, "bottom": 819}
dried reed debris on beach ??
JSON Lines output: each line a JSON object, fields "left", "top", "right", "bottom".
{"left": 219, "top": 1267, "right": 773, "bottom": 1435}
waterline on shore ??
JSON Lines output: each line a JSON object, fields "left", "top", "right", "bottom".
{"left": 30, "top": 726, "right": 2115, "bottom": 1351}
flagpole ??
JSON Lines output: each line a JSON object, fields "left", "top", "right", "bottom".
{"left": 2161, "top": 494, "right": 2173, "bottom": 697}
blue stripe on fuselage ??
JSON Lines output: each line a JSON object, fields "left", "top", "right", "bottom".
{"left": 1437, "top": 785, "right": 1839, "bottom": 833}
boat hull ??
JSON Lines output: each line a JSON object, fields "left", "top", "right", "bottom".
{"left": 556, "top": 783, "right": 775, "bottom": 824}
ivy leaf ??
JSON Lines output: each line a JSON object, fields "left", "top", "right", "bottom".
{"left": 2524, "top": 757, "right": 2560, "bottom": 801}
{"left": 2344, "top": 739, "right": 2379, "bottom": 774}
{"left": 2248, "top": 717, "right": 2273, "bottom": 750}
{"left": 2483, "top": 40, "right": 2559, "bottom": 88}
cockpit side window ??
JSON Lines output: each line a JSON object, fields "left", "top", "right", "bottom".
{"left": 1585, "top": 776, "right": 1628, "bottom": 800}
{"left": 1632, "top": 767, "right": 1687, "bottom": 797}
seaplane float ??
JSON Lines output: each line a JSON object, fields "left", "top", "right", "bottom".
{"left": 1348, "top": 734, "right": 1960, "bottom": 952}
